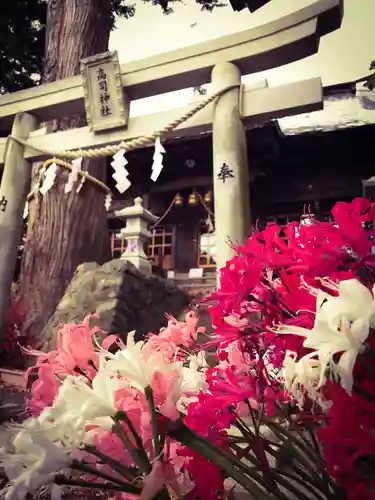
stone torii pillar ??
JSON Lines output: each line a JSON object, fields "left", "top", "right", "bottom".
{"left": 0, "top": 113, "right": 39, "bottom": 335}
{"left": 212, "top": 63, "right": 250, "bottom": 281}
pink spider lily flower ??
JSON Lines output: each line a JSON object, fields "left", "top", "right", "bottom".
{"left": 152, "top": 370, "right": 183, "bottom": 421}
{"left": 23, "top": 315, "right": 104, "bottom": 380}
{"left": 206, "top": 367, "right": 254, "bottom": 406}
{"left": 56, "top": 318, "right": 100, "bottom": 372}
{"left": 27, "top": 363, "right": 60, "bottom": 416}
{"left": 144, "top": 311, "right": 203, "bottom": 362}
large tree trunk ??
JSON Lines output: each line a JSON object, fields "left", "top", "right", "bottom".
{"left": 19, "top": 0, "right": 113, "bottom": 347}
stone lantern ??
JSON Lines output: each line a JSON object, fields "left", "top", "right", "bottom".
{"left": 115, "top": 197, "right": 158, "bottom": 276}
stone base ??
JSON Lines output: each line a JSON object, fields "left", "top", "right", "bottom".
{"left": 40, "top": 259, "right": 191, "bottom": 350}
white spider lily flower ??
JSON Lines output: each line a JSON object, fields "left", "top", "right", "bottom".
{"left": 276, "top": 279, "right": 373, "bottom": 395}
{"left": 104, "top": 331, "right": 170, "bottom": 391}
{"left": 306, "top": 315, "right": 370, "bottom": 395}
{"left": 177, "top": 352, "right": 208, "bottom": 394}
{"left": 305, "top": 281, "right": 372, "bottom": 394}
{"left": 180, "top": 364, "right": 208, "bottom": 394}
{"left": 276, "top": 320, "right": 369, "bottom": 396}
{"left": 37, "top": 409, "right": 87, "bottom": 448}
{"left": 335, "top": 331, "right": 368, "bottom": 394}
{"left": 0, "top": 419, "right": 72, "bottom": 500}
{"left": 277, "top": 316, "right": 369, "bottom": 395}
{"left": 317, "top": 279, "right": 375, "bottom": 330}
{"left": 45, "top": 368, "right": 118, "bottom": 436}
{"left": 166, "top": 359, "right": 207, "bottom": 414}
{"left": 281, "top": 351, "right": 324, "bottom": 408}
{"left": 186, "top": 352, "right": 208, "bottom": 371}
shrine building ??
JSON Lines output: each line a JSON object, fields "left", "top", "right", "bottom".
{"left": 107, "top": 82, "right": 375, "bottom": 293}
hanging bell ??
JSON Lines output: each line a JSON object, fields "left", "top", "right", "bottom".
{"left": 203, "top": 190, "right": 212, "bottom": 204}
{"left": 174, "top": 193, "right": 183, "bottom": 206}
{"left": 188, "top": 191, "right": 198, "bottom": 206}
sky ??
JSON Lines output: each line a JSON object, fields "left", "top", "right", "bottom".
{"left": 109, "top": 0, "right": 374, "bottom": 116}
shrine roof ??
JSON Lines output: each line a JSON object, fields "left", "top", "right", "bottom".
{"left": 278, "top": 83, "right": 375, "bottom": 135}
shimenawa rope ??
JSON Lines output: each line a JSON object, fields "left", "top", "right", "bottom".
{"left": 8, "top": 83, "right": 239, "bottom": 201}
{"left": 7, "top": 84, "right": 239, "bottom": 162}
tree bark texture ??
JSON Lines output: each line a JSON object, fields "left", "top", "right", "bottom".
{"left": 19, "top": 0, "right": 113, "bottom": 346}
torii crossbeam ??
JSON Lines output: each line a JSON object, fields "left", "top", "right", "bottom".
{"left": 0, "top": 0, "right": 342, "bottom": 129}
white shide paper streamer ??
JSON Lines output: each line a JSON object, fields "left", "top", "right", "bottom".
{"left": 65, "top": 157, "right": 83, "bottom": 194}
{"left": 39, "top": 163, "right": 58, "bottom": 196}
{"left": 151, "top": 137, "right": 166, "bottom": 182}
{"left": 111, "top": 150, "right": 131, "bottom": 193}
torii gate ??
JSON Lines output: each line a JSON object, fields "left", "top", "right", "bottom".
{"left": 0, "top": 0, "right": 342, "bottom": 331}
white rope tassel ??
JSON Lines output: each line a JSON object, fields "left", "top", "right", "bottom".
{"left": 151, "top": 137, "right": 165, "bottom": 182}
{"left": 206, "top": 215, "right": 214, "bottom": 233}
{"left": 111, "top": 149, "right": 131, "bottom": 193}
{"left": 76, "top": 175, "right": 86, "bottom": 194}
{"left": 33, "top": 163, "right": 47, "bottom": 197}
{"left": 39, "top": 163, "right": 58, "bottom": 196}
{"left": 65, "top": 157, "right": 83, "bottom": 193}
{"left": 105, "top": 192, "right": 113, "bottom": 212}
{"left": 23, "top": 202, "right": 29, "bottom": 220}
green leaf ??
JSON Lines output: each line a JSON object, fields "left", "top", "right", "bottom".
{"left": 113, "top": 421, "right": 151, "bottom": 473}
{"left": 84, "top": 445, "right": 138, "bottom": 482}
{"left": 55, "top": 475, "right": 140, "bottom": 494}
{"left": 115, "top": 410, "right": 150, "bottom": 466}
{"left": 145, "top": 386, "right": 162, "bottom": 458}
{"left": 166, "top": 420, "right": 286, "bottom": 500}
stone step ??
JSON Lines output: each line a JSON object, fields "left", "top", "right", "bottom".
{"left": 167, "top": 272, "right": 217, "bottom": 303}
{"left": 175, "top": 275, "right": 215, "bottom": 281}
{"left": 174, "top": 278, "right": 216, "bottom": 287}
{"left": 174, "top": 279, "right": 216, "bottom": 293}
{"left": 173, "top": 273, "right": 216, "bottom": 285}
